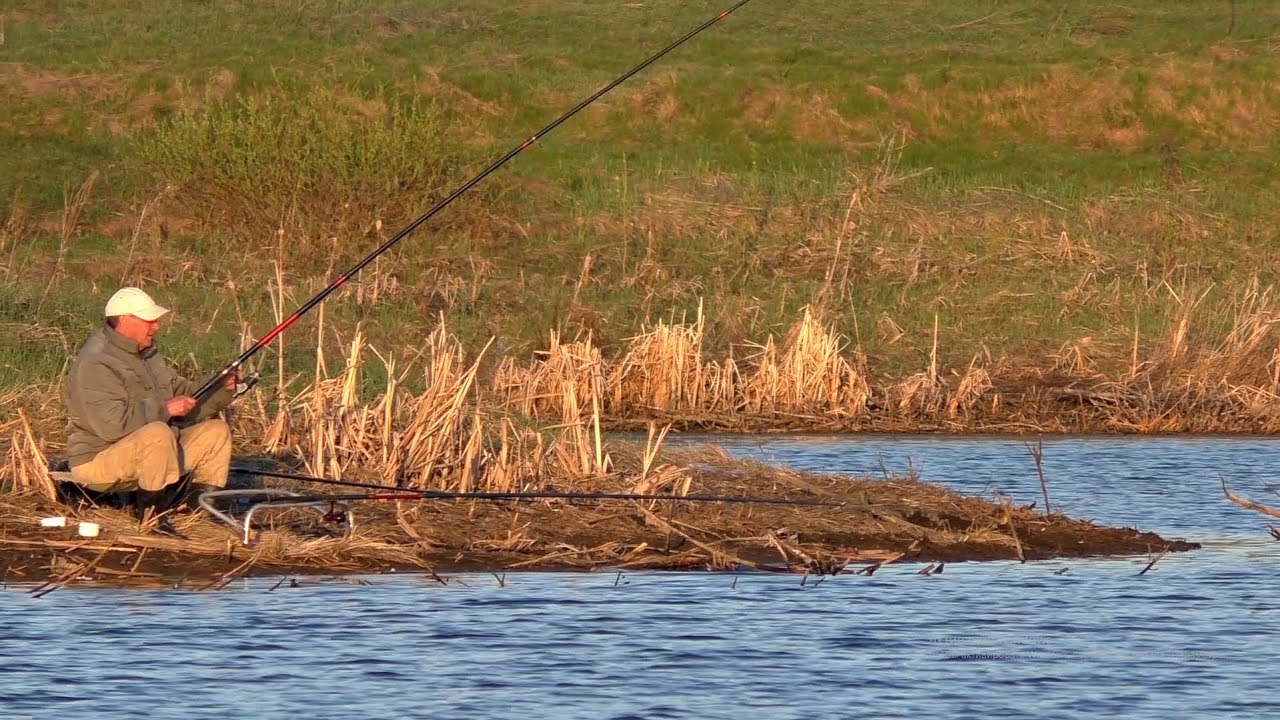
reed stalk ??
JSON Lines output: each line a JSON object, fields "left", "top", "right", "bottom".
{"left": 1, "top": 409, "right": 57, "bottom": 500}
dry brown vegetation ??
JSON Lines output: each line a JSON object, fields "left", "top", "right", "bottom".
{"left": 8, "top": 281, "right": 1280, "bottom": 484}
{"left": 724, "top": 51, "right": 1280, "bottom": 154}
{"left": 855, "top": 59, "right": 1280, "bottom": 152}
{"left": 486, "top": 286, "right": 1280, "bottom": 434}
{"left": 2, "top": 302, "right": 1225, "bottom": 588}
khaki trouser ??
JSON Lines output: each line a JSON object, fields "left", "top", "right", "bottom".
{"left": 69, "top": 419, "right": 231, "bottom": 492}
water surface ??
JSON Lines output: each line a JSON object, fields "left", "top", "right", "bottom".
{"left": 4, "top": 435, "right": 1278, "bottom": 719}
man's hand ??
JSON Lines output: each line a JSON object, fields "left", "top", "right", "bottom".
{"left": 166, "top": 395, "right": 197, "bottom": 418}
{"left": 222, "top": 371, "right": 239, "bottom": 392}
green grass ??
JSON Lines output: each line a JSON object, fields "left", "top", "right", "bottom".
{"left": 3, "top": 0, "right": 1280, "bottom": 392}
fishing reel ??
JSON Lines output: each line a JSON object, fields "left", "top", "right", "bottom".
{"left": 169, "top": 371, "right": 261, "bottom": 430}
{"left": 233, "top": 371, "right": 261, "bottom": 399}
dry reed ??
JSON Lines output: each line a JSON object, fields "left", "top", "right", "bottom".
{"left": 496, "top": 305, "right": 873, "bottom": 429}
{"left": 1, "top": 409, "right": 57, "bottom": 501}
{"left": 0, "top": 289, "right": 1232, "bottom": 586}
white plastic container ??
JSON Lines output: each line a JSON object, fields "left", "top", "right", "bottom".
{"left": 77, "top": 522, "right": 101, "bottom": 538}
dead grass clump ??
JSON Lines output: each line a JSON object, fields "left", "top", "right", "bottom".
{"left": 1083, "top": 282, "right": 1280, "bottom": 433}
{"left": 614, "top": 308, "right": 709, "bottom": 414}
{"left": 742, "top": 307, "right": 870, "bottom": 418}
{"left": 253, "top": 314, "right": 618, "bottom": 495}
{"left": 493, "top": 330, "right": 605, "bottom": 418}
{"left": 948, "top": 363, "right": 993, "bottom": 419}
{"left": 3, "top": 64, "right": 122, "bottom": 102}
{"left": 737, "top": 84, "right": 877, "bottom": 150}
{"left": 894, "top": 370, "right": 945, "bottom": 417}
{"left": 499, "top": 305, "right": 873, "bottom": 428}
{"left": 890, "top": 316, "right": 945, "bottom": 418}
{"left": 1, "top": 410, "right": 57, "bottom": 501}
{"left": 283, "top": 323, "right": 490, "bottom": 490}
{"left": 626, "top": 72, "right": 682, "bottom": 126}
{"left": 416, "top": 65, "right": 502, "bottom": 122}
{"left": 638, "top": 187, "right": 757, "bottom": 245}
{"left": 477, "top": 417, "right": 547, "bottom": 493}
{"left": 490, "top": 330, "right": 612, "bottom": 480}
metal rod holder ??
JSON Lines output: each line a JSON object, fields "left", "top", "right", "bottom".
{"left": 199, "top": 489, "right": 354, "bottom": 544}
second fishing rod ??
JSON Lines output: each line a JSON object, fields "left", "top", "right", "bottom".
{"left": 229, "top": 466, "right": 845, "bottom": 508}
{"left": 182, "top": 0, "right": 757, "bottom": 418}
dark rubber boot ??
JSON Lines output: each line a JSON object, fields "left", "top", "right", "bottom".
{"left": 134, "top": 490, "right": 185, "bottom": 538}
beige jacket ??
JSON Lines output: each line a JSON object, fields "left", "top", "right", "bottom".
{"left": 64, "top": 326, "right": 231, "bottom": 467}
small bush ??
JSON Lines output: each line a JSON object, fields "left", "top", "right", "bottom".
{"left": 143, "top": 86, "right": 460, "bottom": 248}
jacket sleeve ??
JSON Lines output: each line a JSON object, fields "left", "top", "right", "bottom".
{"left": 169, "top": 365, "right": 194, "bottom": 397}
{"left": 72, "top": 358, "right": 170, "bottom": 441}
{"left": 194, "top": 385, "right": 234, "bottom": 422}
{"left": 168, "top": 365, "right": 234, "bottom": 423}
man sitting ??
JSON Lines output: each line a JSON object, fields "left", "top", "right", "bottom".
{"left": 63, "top": 287, "right": 236, "bottom": 522}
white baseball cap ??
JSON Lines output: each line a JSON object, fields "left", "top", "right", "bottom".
{"left": 104, "top": 287, "right": 170, "bottom": 321}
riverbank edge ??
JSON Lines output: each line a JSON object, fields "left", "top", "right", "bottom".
{"left": 1, "top": 466, "right": 1203, "bottom": 591}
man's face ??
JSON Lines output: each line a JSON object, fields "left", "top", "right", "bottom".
{"left": 116, "top": 314, "right": 163, "bottom": 349}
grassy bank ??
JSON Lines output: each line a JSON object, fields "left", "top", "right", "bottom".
{"left": 3, "top": 1, "right": 1280, "bottom": 407}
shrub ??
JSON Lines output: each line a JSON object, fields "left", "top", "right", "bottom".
{"left": 143, "top": 86, "right": 461, "bottom": 250}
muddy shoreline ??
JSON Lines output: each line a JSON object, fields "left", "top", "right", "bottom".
{"left": 1, "top": 460, "right": 1199, "bottom": 591}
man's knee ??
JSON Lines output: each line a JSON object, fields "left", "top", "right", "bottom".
{"left": 182, "top": 418, "right": 231, "bottom": 488}
{"left": 181, "top": 418, "right": 231, "bottom": 463}
{"left": 187, "top": 418, "right": 230, "bottom": 445}
{"left": 206, "top": 418, "right": 230, "bottom": 439}
{"left": 135, "top": 421, "right": 177, "bottom": 447}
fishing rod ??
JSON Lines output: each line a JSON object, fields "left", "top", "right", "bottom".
{"left": 229, "top": 466, "right": 845, "bottom": 508}
{"left": 185, "top": 0, "right": 757, "bottom": 415}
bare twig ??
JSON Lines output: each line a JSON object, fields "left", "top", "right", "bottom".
{"left": 30, "top": 545, "right": 114, "bottom": 598}
{"left": 199, "top": 549, "right": 264, "bottom": 591}
{"left": 855, "top": 551, "right": 904, "bottom": 576}
{"left": 1025, "top": 437, "right": 1052, "bottom": 516}
{"left": 942, "top": 11, "right": 1001, "bottom": 31}
{"left": 1138, "top": 547, "right": 1169, "bottom": 576}
{"left": 1221, "top": 474, "right": 1280, "bottom": 519}
{"left": 1003, "top": 501, "right": 1026, "bottom": 563}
